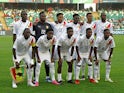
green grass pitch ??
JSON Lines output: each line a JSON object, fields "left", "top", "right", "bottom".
{"left": 0, "top": 35, "right": 124, "bottom": 93}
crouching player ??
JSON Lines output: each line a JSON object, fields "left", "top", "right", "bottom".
{"left": 12, "top": 28, "right": 36, "bottom": 88}
{"left": 57, "top": 27, "right": 76, "bottom": 83}
{"left": 94, "top": 29, "right": 115, "bottom": 83}
{"left": 35, "top": 28, "right": 59, "bottom": 86}
{"left": 75, "top": 28, "right": 96, "bottom": 84}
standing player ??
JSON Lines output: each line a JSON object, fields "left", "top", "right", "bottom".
{"left": 12, "top": 28, "right": 36, "bottom": 88}
{"left": 57, "top": 27, "right": 76, "bottom": 83}
{"left": 94, "top": 29, "right": 115, "bottom": 83}
{"left": 48, "top": 13, "right": 67, "bottom": 81}
{"left": 80, "top": 13, "right": 96, "bottom": 80}
{"left": 35, "top": 28, "right": 59, "bottom": 86}
{"left": 13, "top": 10, "right": 33, "bottom": 43}
{"left": 33, "top": 11, "right": 53, "bottom": 82}
{"left": 48, "top": 13, "right": 67, "bottom": 39}
{"left": 94, "top": 13, "right": 113, "bottom": 80}
{"left": 66, "top": 14, "right": 82, "bottom": 79}
{"left": 95, "top": 13, "right": 113, "bottom": 38}
{"left": 75, "top": 28, "right": 96, "bottom": 84}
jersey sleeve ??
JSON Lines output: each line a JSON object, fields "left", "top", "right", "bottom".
{"left": 13, "top": 23, "right": 17, "bottom": 34}
{"left": 94, "top": 37, "right": 100, "bottom": 47}
{"left": 13, "top": 38, "right": 18, "bottom": 49}
{"left": 110, "top": 37, "right": 115, "bottom": 48}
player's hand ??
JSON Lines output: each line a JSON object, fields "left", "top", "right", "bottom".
{"left": 88, "top": 56, "right": 92, "bottom": 62}
{"left": 51, "top": 38, "right": 55, "bottom": 45}
{"left": 37, "top": 58, "right": 41, "bottom": 63}
{"left": 107, "top": 58, "right": 111, "bottom": 65}
{"left": 33, "top": 21, "right": 38, "bottom": 26}
{"left": 95, "top": 60, "right": 99, "bottom": 65}
{"left": 77, "top": 56, "right": 81, "bottom": 62}
{"left": 51, "top": 58, "right": 54, "bottom": 63}
{"left": 15, "top": 62, "right": 20, "bottom": 69}
{"left": 59, "top": 58, "right": 62, "bottom": 63}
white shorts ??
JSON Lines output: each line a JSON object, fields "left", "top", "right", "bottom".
{"left": 38, "top": 51, "right": 51, "bottom": 64}
{"left": 13, "top": 53, "right": 33, "bottom": 66}
{"left": 61, "top": 52, "right": 72, "bottom": 62}
{"left": 97, "top": 51, "right": 109, "bottom": 60}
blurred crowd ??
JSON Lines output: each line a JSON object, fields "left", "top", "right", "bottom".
{"left": 1, "top": 8, "right": 124, "bottom": 31}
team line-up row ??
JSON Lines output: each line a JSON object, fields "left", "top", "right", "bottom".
{"left": 11, "top": 10, "right": 115, "bottom": 88}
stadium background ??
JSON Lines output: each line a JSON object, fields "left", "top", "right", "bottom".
{"left": 0, "top": 0, "right": 124, "bottom": 93}
{"left": 0, "top": 0, "right": 124, "bottom": 35}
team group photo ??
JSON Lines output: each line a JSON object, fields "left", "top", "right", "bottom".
{"left": 0, "top": 0, "right": 124, "bottom": 93}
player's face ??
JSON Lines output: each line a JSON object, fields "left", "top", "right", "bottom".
{"left": 57, "top": 15, "right": 63, "bottom": 23}
{"left": 104, "top": 31, "right": 110, "bottom": 40}
{"left": 23, "top": 29, "right": 31, "bottom": 39}
{"left": 21, "top": 11, "right": 27, "bottom": 21}
{"left": 73, "top": 16, "right": 80, "bottom": 23}
{"left": 67, "top": 29, "right": 73, "bottom": 37}
{"left": 87, "top": 14, "right": 92, "bottom": 21}
{"left": 101, "top": 13, "right": 106, "bottom": 21}
{"left": 40, "top": 13, "right": 46, "bottom": 22}
{"left": 47, "top": 31, "right": 54, "bottom": 40}
{"left": 86, "top": 30, "right": 92, "bottom": 38}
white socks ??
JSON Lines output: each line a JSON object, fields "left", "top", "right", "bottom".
{"left": 35, "top": 62, "right": 41, "bottom": 82}
{"left": 106, "top": 62, "right": 111, "bottom": 79}
{"left": 58, "top": 73, "right": 62, "bottom": 81}
{"left": 49, "top": 62, "right": 55, "bottom": 81}
{"left": 88, "top": 65, "right": 93, "bottom": 79}
{"left": 27, "top": 67, "right": 33, "bottom": 83}
{"left": 75, "top": 60, "right": 82, "bottom": 80}
{"left": 94, "top": 64, "right": 99, "bottom": 79}
{"left": 68, "top": 72, "right": 72, "bottom": 81}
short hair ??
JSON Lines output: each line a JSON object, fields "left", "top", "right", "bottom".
{"left": 46, "top": 28, "right": 54, "bottom": 34}
{"left": 73, "top": 14, "right": 79, "bottom": 18}
{"left": 56, "top": 13, "right": 63, "bottom": 17}
{"left": 67, "top": 27, "right": 73, "bottom": 31}
{"left": 104, "top": 29, "right": 110, "bottom": 33}
{"left": 86, "top": 13, "right": 92, "bottom": 17}
{"left": 86, "top": 28, "right": 92, "bottom": 33}
{"left": 23, "top": 28, "right": 30, "bottom": 34}
{"left": 39, "top": 11, "right": 45, "bottom": 16}
{"left": 101, "top": 12, "right": 106, "bottom": 16}
{"left": 21, "top": 10, "right": 27, "bottom": 15}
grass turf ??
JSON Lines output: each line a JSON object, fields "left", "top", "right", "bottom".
{"left": 0, "top": 35, "right": 124, "bottom": 93}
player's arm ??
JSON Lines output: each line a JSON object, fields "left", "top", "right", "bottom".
{"left": 58, "top": 46, "right": 61, "bottom": 60}
{"left": 13, "top": 23, "right": 17, "bottom": 43}
{"left": 108, "top": 48, "right": 114, "bottom": 62}
{"left": 35, "top": 39, "right": 41, "bottom": 63}
{"left": 94, "top": 47, "right": 99, "bottom": 65}
{"left": 76, "top": 46, "right": 81, "bottom": 62}
{"left": 13, "top": 34, "right": 16, "bottom": 43}
{"left": 51, "top": 45, "right": 55, "bottom": 62}
{"left": 13, "top": 41, "right": 19, "bottom": 68}
{"left": 89, "top": 46, "right": 93, "bottom": 62}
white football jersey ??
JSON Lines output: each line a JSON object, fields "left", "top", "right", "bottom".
{"left": 13, "top": 20, "right": 33, "bottom": 37}
{"left": 57, "top": 34, "right": 76, "bottom": 53}
{"left": 13, "top": 35, "right": 35, "bottom": 56}
{"left": 66, "top": 22, "right": 81, "bottom": 38}
{"left": 49, "top": 21, "right": 67, "bottom": 39}
{"left": 94, "top": 36, "right": 115, "bottom": 53}
{"left": 81, "top": 21, "right": 96, "bottom": 36}
{"left": 36, "top": 35, "right": 56, "bottom": 53}
{"left": 77, "top": 35, "right": 94, "bottom": 54}
{"left": 95, "top": 20, "right": 113, "bottom": 37}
